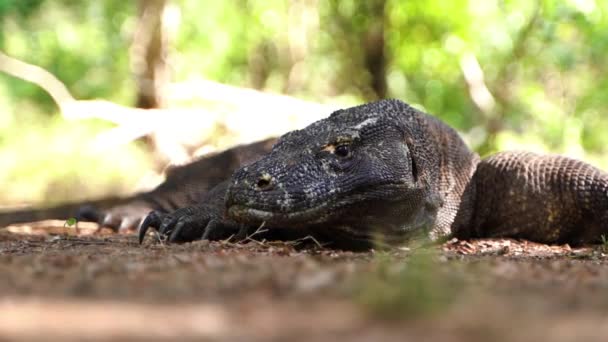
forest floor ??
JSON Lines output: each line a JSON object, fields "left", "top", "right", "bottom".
{"left": 1, "top": 221, "right": 608, "bottom": 341}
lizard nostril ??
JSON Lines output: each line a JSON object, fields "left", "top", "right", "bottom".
{"left": 255, "top": 174, "right": 273, "bottom": 191}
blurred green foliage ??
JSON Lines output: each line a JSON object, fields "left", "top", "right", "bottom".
{"left": 1, "top": 0, "right": 607, "bottom": 204}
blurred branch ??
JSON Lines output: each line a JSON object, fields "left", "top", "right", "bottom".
{"left": 0, "top": 51, "right": 75, "bottom": 105}
{"left": 0, "top": 51, "right": 127, "bottom": 123}
{"left": 65, "top": 81, "right": 337, "bottom": 163}
{"left": 167, "top": 79, "right": 336, "bottom": 116}
{"left": 0, "top": 50, "right": 337, "bottom": 163}
{"left": 460, "top": 53, "right": 495, "bottom": 115}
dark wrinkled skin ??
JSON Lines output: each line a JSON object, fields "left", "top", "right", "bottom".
{"left": 2, "top": 100, "right": 607, "bottom": 249}
{"left": 139, "top": 99, "right": 608, "bottom": 248}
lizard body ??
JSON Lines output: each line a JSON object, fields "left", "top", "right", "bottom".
{"left": 2, "top": 100, "right": 607, "bottom": 249}
{"left": 139, "top": 99, "right": 608, "bottom": 247}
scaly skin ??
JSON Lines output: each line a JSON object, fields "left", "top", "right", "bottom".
{"left": 2, "top": 100, "right": 607, "bottom": 249}
{"left": 139, "top": 99, "right": 608, "bottom": 248}
{"left": 453, "top": 152, "right": 608, "bottom": 245}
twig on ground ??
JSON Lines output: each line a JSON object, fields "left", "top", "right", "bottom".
{"left": 292, "top": 235, "right": 326, "bottom": 249}
{"left": 247, "top": 222, "right": 268, "bottom": 239}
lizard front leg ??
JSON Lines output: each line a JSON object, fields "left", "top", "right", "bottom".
{"left": 138, "top": 181, "right": 245, "bottom": 243}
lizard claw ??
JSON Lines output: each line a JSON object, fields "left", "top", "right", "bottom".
{"left": 138, "top": 210, "right": 164, "bottom": 244}
{"left": 138, "top": 206, "right": 240, "bottom": 244}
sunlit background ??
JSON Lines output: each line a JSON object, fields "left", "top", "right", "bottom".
{"left": 1, "top": 0, "right": 607, "bottom": 206}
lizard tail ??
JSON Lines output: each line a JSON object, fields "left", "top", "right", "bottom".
{"left": 0, "top": 197, "right": 129, "bottom": 228}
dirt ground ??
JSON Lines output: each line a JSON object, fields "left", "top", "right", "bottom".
{"left": 1, "top": 221, "right": 608, "bottom": 341}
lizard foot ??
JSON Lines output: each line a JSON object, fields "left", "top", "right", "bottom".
{"left": 138, "top": 206, "right": 241, "bottom": 244}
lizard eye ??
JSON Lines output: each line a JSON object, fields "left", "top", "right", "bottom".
{"left": 334, "top": 144, "right": 351, "bottom": 158}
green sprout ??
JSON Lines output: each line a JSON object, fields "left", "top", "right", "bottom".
{"left": 64, "top": 217, "right": 78, "bottom": 227}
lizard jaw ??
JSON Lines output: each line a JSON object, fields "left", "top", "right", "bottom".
{"left": 227, "top": 204, "right": 333, "bottom": 226}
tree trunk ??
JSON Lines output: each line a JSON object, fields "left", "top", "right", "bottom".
{"left": 131, "top": 0, "right": 169, "bottom": 109}
{"left": 363, "top": 0, "right": 387, "bottom": 99}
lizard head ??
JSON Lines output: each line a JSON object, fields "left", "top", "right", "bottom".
{"left": 225, "top": 99, "right": 441, "bottom": 242}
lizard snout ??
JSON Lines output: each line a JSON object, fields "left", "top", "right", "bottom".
{"left": 230, "top": 168, "right": 276, "bottom": 192}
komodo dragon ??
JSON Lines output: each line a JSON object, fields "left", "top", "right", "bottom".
{"left": 2, "top": 99, "right": 607, "bottom": 249}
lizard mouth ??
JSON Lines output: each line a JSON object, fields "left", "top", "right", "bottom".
{"left": 227, "top": 183, "right": 413, "bottom": 226}
{"left": 227, "top": 203, "right": 336, "bottom": 226}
